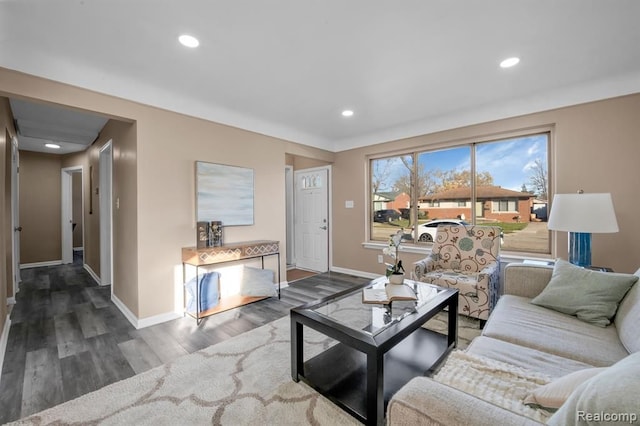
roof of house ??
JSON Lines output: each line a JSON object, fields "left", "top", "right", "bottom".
{"left": 419, "top": 186, "right": 534, "bottom": 201}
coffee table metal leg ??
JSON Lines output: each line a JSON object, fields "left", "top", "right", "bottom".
{"left": 291, "top": 316, "right": 303, "bottom": 382}
{"left": 366, "top": 350, "right": 384, "bottom": 425}
{"left": 448, "top": 291, "right": 458, "bottom": 348}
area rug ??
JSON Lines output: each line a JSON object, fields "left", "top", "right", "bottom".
{"left": 9, "top": 317, "right": 360, "bottom": 426}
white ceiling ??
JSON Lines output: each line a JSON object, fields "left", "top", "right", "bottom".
{"left": 2, "top": 1, "right": 640, "bottom": 153}
{"left": 10, "top": 98, "right": 108, "bottom": 154}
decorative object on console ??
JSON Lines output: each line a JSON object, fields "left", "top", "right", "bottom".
{"left": 547, "top": 190, "right": 618, "bottom": 267}
{"left": 196, "top": 161, "right": 254, "bottom": 226}
{"left": 196, "top": 221, "right": 209, "bottom": 249}
{"left": 209, "top": 220, "right": 223, "bottom": 247}
{"left": 383, "top": 229, "right": 406, "bottom": 282}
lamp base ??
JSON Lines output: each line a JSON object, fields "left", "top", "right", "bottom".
{"left": 569, "top": 232, "right": 591, "bottom": 267}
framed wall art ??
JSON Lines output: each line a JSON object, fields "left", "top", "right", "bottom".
{"left": 195, "top": 161, "right": 254, "bottom": 226}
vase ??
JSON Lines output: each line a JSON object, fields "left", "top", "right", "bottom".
{"left": 388, "top": 272, "right": 405, "bottom": 285}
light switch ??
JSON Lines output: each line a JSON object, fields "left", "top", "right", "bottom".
{"left": 116, "top": 198, "right": 120, "bottom": 209}
{"left": 345, "top": 200, "right": 354, "bottom": 208}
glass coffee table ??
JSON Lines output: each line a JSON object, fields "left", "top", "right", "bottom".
{"left": 290, "top": 276, "right": 458, "bottom": 426}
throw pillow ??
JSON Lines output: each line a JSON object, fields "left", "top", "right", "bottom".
{"left": 240, "top": 266, "right": 277, "bottom": 297}
{"left": 531, "top": 259, "right": 638, "bottom": 327}
{"left": 523, "top": 367, "right": 606, "bottom": 410}
{"left": 184, "top": 271, "right": 220, "bottom": 313}
{"left": 548, "top": 352, "right": 640, "bottom": 425}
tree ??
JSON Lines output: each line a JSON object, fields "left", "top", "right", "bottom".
{"left": 528, "top": 159, "right": 548, "bottom": 200}
{"left": 371, "top": 158, "right": 394, "bottom": 195}
{"left": 432, "top": 169, "right": 494, "bottom": 193}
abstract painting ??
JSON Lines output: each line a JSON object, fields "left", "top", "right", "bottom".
{"left": 196, "top": 161, "right": 254, "bottom": 226}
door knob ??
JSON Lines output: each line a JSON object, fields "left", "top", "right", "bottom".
{"left": 14, "top": 226, "right": 22, "bottom": 232}
{"left": 320, "top": 225, "right": 327, "bottom": 230}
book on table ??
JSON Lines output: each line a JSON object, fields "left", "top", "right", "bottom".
{"left": 362, "top": 284, "right": 417, "bottom": 304}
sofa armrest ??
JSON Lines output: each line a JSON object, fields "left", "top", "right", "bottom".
{"left": 503, "top": 263, "right": 553, "bottom": 298}
{"left": 387, "top": 377, "right": 542, "bottom": 426}
{"left": 413, "top": 257, "right": 436, "bottom": 279}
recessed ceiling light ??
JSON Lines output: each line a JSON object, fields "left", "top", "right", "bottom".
{"left": 179, "top": 34, "right": 199, "bottom": 48}
{"left": 500, "top": 57, "right": 520, "bottom": 68}
{"left": 45, "top": 143, "right": 61, "bottom": 149}
{"left": 341, "top": 110, "right": 354, "bottom": 117}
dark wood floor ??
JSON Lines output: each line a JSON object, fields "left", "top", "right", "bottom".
{"left": 0, "top": 255, "right": 368, "bottom": 423}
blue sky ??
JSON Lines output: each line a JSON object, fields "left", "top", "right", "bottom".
{"left": 378, "top": 134, "right": 548, "bottom": 193}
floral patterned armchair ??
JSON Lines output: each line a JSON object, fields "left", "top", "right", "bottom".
{"left": 413, "top": 225, "right": 502, "bottom": 321}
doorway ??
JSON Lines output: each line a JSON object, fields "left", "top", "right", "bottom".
{"left": 99, "top": 141, "right": 113, "bottom": 290}
{"left": 293, "top": 166, "right": 330, "bottom": 272}
{"left": 61, "top": 166, "right": 83, "bottom": 264}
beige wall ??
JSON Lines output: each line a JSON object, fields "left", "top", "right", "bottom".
{"left": 18, "top": 151, "right": 62, "bottom": 264}
{"left": 0, "top": 67, "right": 332, "bottom": 320}
{"left": 332, "top": 93, "right": 640, "bottom": 274}
{"left": 0, "top": 96, "right": 17, "bottom": 336}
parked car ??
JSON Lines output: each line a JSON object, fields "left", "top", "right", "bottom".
{"left": 411, "top": 219, "right": 504, "bottom": 243}
{"left": 373, "top": 209, "right": 401, "bottom": 223}
{"left": 411, "top": 219, "right": 469, "bottom": 242}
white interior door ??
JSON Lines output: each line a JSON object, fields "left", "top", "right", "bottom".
{"left": 11, "top": 136, "right": 21, "bottom": 291}
{"left": 61, "top": 167, "right": 79, "bottom": 264}
{"left": 99, "top": 141, "right": 113, "bottom": 287}
{"left": 294, "top": 167, "right": 329, "bottom": 272}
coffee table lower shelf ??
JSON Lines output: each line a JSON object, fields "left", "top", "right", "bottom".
{"left": 298, "top": 328, "right": 451, "bottom": 423}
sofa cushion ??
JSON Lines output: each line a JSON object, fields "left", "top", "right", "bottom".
{"left": 523, "top": 367, "right": 605, "bottom": 410}
{"left": 531, "top": 259, "right": 638, "bottom": 327}
{"left": 548, "top": 352, "right": 640, "bottom": 425}
{"left": 483, "top": 295, "right": 629, "bottom": 367}
{"left": 467, "top": 336, "right": 596, "bottom": 378}
{"left": 614, "top": 269, "right": 640, "bottom": 353}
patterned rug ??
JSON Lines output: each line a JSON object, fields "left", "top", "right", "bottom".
{"left": 9, "top": 317, "right": 359, "bottom": 426}
{"left": 10, "top": 313, "right": 481, "bottom": 425}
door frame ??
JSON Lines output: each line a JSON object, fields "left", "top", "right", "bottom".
{"left": 99, "top": 140, "right": 113, "bottom": 292}
{"left": 61, "top": 165, "right": 83, "bottom": 264}
{"left": 285, "top": 165, "right": 295, "bottom": 266}
{"left": 10, "top": 135, "right": 20, "bottom": 296}
{"left": 293, "top": 165, "right": 332, "bottom": 272}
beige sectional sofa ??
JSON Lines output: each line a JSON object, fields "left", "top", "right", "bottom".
{"left": 387, "top": 262, "right": 640, "bottom": 425}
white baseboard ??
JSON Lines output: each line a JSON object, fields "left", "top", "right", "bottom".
{"left": 84, "top": 264, "right": 101, "bottom": 285}
{"left": 329, "top": 266, "right": 379, "bottom": 280}
{"left": 73, "top": 247, "right": 84, "bottom": 252}
{"left": 111, "top": 294, "right": 182, "bottom": 330}
{"left": 0, "top": 314, "right": 11, "bottom": 386}
{"left": 20, "top": 260, "right": 62, "bottom": 269}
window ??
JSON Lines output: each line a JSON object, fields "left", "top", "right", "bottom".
{"left": 370, "top": 132, "right": 550, "bottom": 254}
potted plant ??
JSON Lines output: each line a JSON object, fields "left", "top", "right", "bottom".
{"left": 383, "top": 229, "right": 406, "bottom": 284}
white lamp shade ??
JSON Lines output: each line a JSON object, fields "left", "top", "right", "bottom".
{"left": 548, "top": 193, "right": 619, "bottom": 233}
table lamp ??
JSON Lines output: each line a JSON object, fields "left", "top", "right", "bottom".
{"left": 547, "top": 191, "right": 618, "bottom": 267}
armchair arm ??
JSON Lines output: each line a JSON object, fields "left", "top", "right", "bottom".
{"left": 478, "top": 262, "right": 499, "bottom": 278}
{"left": 413, "top": 257, "right": 437, "bottom": 279}
{"left": 503, "top": 263, "right": 553, "bottom": 298}
{"left": 387, "top": 377, "right": 542, "bottom": 426}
